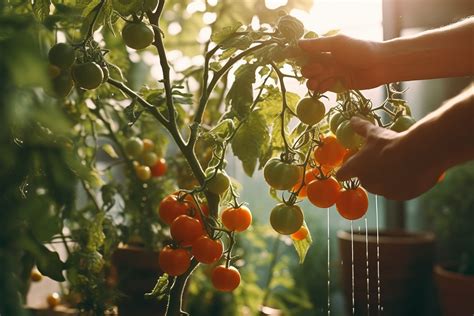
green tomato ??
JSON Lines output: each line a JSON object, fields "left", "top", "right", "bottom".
{"left": 296, "top": 97, "right": 326, "bottom": 126}
{"left": 122, "top": 22, "right": 154, "bottom": 50}
{"left": 329, "top": 112, "right": 345, "bottom": 134}
{"left": 263, "top": 158, "right": 302, "bottom": 191}
{"left": 277, "top": 15, "right": 305, "bottom": 40}
{"left": 124, "top": 137, "right": 144, "bottom": 158}
{"left": 71, "top": 62, "right": 104, "bottom": 90}
{"left": 51, "top": 70, "right": 74, "bottom": 98}
{"left": 142, "top": 151, "right": 158, "bottom": 167}
{"left": 206, "top": 170, "right": 230, "bottom": 195}
{"left": 48, "top": 43, "right": 75, "bottom": 69}
{"left": 336, "top": 120, "right": 364, "bottom": 150}
{"left": 390, "top": 115, "right": 416, "bottom": 132}
{"left": 270, "top": 203, "right": 304, "bottom": 235}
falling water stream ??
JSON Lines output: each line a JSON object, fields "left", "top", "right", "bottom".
{"left": 375, "top": 195, "right": 381, "bottom": 314}
{"left": 365, "top": 217, "right": 370, "bottom": 315}
{"left": 350, "top": 220, "right": 355, "bottom": 315}
{"left": 327, "top": 207, "right": 331, "bottom": 316}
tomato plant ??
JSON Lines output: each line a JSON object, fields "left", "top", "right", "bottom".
{"left": 1, "top": 1, "right": 415, "bottom": 314}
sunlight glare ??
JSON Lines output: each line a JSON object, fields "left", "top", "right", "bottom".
{"left": 265, "top": 0, "right": 288, "bottom": 10}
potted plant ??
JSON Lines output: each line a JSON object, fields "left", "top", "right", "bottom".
{"left": 337, "top": 228, "right": 435, "bottom": 315}
{"left": 423, "top": 162, "right": 474, "bottom": 315}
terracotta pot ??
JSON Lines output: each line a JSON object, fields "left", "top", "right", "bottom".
{"left": 434, "top": 264, "right": 474, "bottom": 316}
{"left": 111, "top": 244, "right": 166, "bottom": 316}
{"left": 337, "top": 230, "right": 435, "bottom": 316}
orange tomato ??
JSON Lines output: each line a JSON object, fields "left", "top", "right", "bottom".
{"left": 221, "top": 206, "right": 252, "bottom": 232}
{"left": 158, "top": 246, "right": 191, "bottom": 276}
{"left": 291, "top": 226, "right": 309, "bottom": 241}
{"left": 191, "top": 236, "right": 223, "bottom": 264}
{"left": 158, "top": 194, "right": 193, "bottom": 225}
{"left": 151, "top": 158, "right": 167, "bottom": 177}
{"left": 307, "top": 177, "right": 341, "bottom": 208}
{"left": 170, "top": 215, "right": 203, "bottom": 246}
{"left": 314, "top": 135, "right": 347, "bottom": 168}
{"left": 211, "top": 265, "right": 241, "bottom": 292}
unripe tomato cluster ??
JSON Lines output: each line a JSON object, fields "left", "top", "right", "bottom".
{"left": 124, "top": 137, "right": 167, "bottom": 181}
{"left": 157, "top": 191, "right": 252, "bottom": 292}
{"left": 265, "top": 96, "right": 417, "bottom": 237}
{"left": 47, "top": 43, "right": 108, "bottom": 98}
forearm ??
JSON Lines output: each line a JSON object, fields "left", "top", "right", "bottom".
{"left": 376, "top": 17, "right": 473, "bottom": 83}
{"left": 405, "top": 84, "right": 474, "bottom": 173}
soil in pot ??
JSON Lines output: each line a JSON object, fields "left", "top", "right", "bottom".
{"left": 338, "top": 230, "right": 435, "bottom": 316}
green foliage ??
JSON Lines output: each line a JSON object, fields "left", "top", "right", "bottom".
{"left": 422, "top": 162, "right": 474, "bottom": 275}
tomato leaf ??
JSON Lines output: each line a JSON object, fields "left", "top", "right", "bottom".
{"left": 32, "top": 0, "right": 51, "bottom": 22}
{"left": 211, "top": 23, "right": 242, "bottom": 43}
{"left": 231, "top": 110, "right": 270, "bottom": 176}
{"left": 19, "top": 234, "right": 65, "bottom": 281}
{"left": 145, "top": 273, "right": 170, "bottom": 302}
{"left": 226, "top": 63, "right": 258, "bottom": 119}
{"left": 292, "top": 221, "right": 312, "bottom": 264}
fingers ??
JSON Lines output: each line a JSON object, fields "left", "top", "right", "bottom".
{"left": 336, "top": 151, "right": 364, "bottom": 181}
{"left": 298, "top": 36, "right": 338, "bottom": 54}
{"left": 350, "top": 117, "right": 377, "bottom": 138}
{"left": 306, "top": 77, "right": 337, "bottom": 93}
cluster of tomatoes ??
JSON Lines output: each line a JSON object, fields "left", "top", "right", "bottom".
{"left": 47, "top": 42, "right": 108, "bottom": 98}
{"left": 157, "top": 191, "right": 252, "bottom": 292}
{"left": 264, "top": 95, "right": 418, "bottom": 238}
{"left": 123, "top": 137, "right": 167, "bottom": 181}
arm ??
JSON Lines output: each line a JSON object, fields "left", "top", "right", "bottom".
{"left": 336, "top": 84, "right": 474, "bottom": 200}
{"left": 299, "top": 17, "right": 474, "bottom": 92}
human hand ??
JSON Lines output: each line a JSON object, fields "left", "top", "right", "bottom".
{"left": 336, "top": 117, "right": 443, "bottom": 200}
{"left": 298, "top": 35, "right": 384, "bottom": 93}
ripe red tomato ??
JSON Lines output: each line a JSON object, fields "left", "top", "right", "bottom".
{"left": 151, "top": 158, "right": 167, "bottom": 177}
{"left": 170, "top": 215, "right": 203, "bottom": 246}
{"left": 158, "top": 194, "right": 193, "bottom": 225}
{"left": 314, "top": 135, "right": 347, "bottom": 168}
{"left": 158, "top": 246, "right": 191, "bottom": 276}
{"left": 221, "top": 206, "right": 252, "bottom": 232}
{"left": 336, "top": 187, "right": 369, "bottom": 220}
{"left": 307, "top": 177, "right": 341, "bottom": 208}
{"left": 211, "top": 265, "right": 241, "bottom": 292}
{"left": 191, "top": 236, "right": 223, "bottom": 264}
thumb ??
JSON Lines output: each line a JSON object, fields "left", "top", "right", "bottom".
{"left": 350, "top": 117, "right": 377, "bottom": 138}
{"left": 298, "top": 36, "right": 338, "bottom": 53}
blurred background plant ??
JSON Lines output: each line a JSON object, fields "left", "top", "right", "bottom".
{"left": 422, "top": 162, "right": 474, "bottom": 275}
